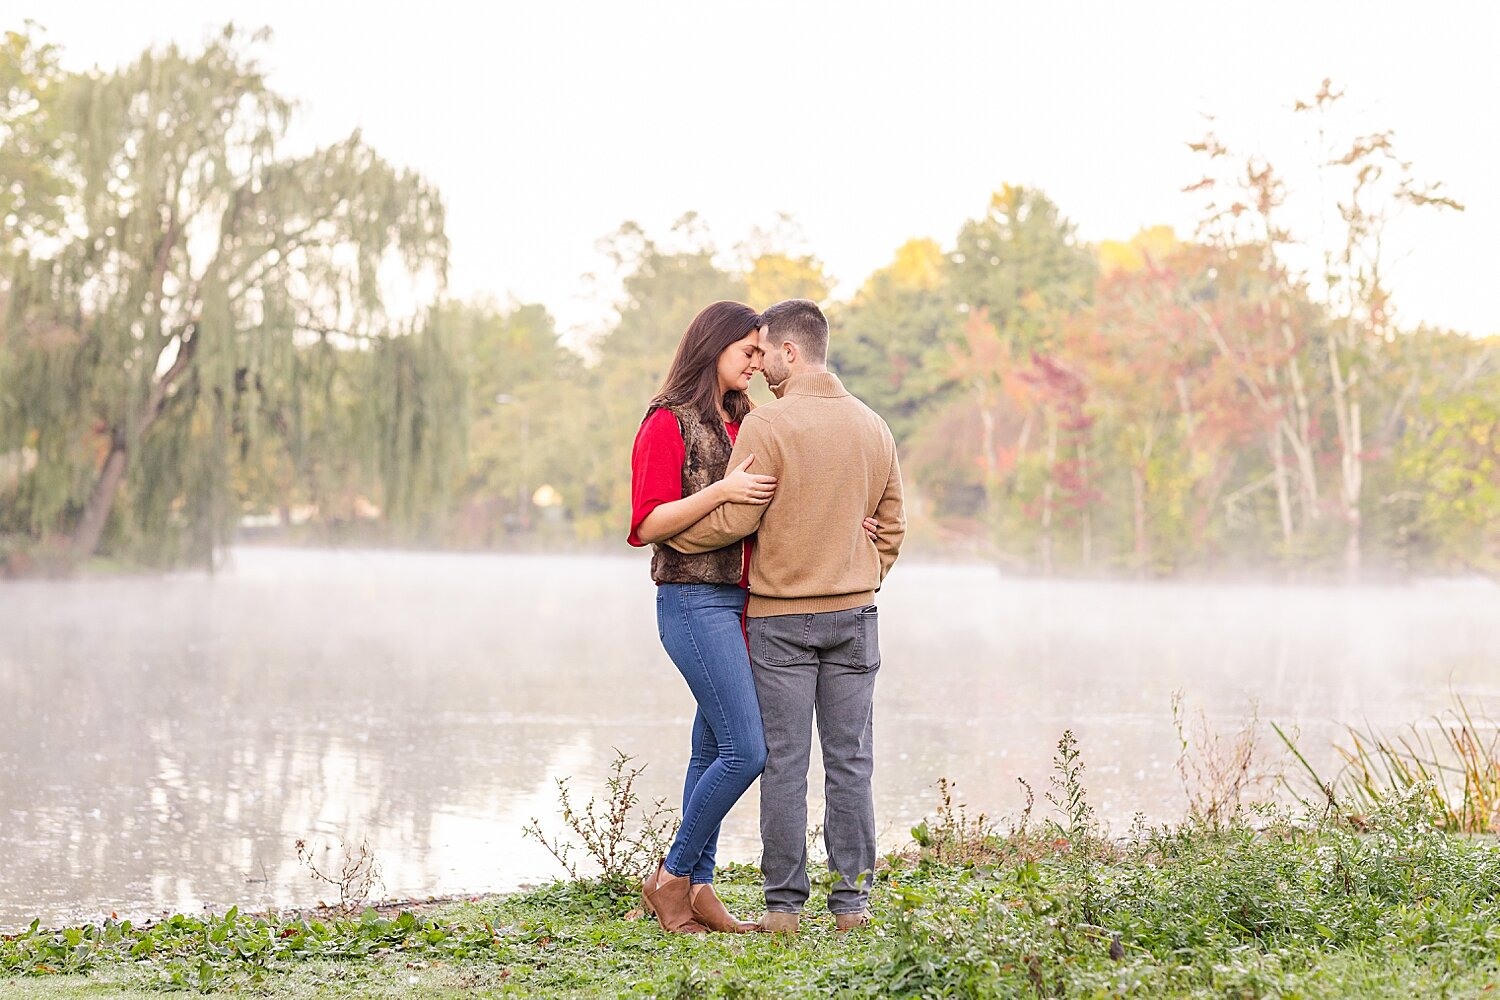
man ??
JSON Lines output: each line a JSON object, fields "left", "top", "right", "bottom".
{"left": 666, "top": 298, "right": 906, "bottom": 933}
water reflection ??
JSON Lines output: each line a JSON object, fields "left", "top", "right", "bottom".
{"left": 0, "top": 549, "right": 1496, "bottom": 928}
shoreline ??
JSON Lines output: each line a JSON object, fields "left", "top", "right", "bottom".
{"left": 8, "top": 823, "right": 1500, "bottom": 997}
{"left": 0, "top": 891, "right": 514, "bottom": 939}
{"left": 7, "top": 540, "right": 1498, "bottom": 588}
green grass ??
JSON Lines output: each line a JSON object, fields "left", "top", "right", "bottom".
{"left": 9, "top": 807, "right": 1500, "bottom": 998}
{"left": 14, "top": 719, "right": 1500, "bottom": 998}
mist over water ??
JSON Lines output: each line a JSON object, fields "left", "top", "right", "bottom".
{"left": 0, "top": 547, "right": 1496, "bottom": 929}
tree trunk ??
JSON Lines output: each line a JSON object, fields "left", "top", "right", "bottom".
{"left": 70, "top": 436, "right": 129, "bottom": 561}
{"left": 1078, "top": 439, "right": 1092, "bottom": 570}
{"left": 1279, "top": 314, "right": 1320, "bottom": 521}
{"left": 66, "top": 331, "right": 197, "bottom": 564}
{"left": 977, "top": 386, "right": 997, "bottom": 530}
{"left": 1191, "top": 455, "right": 1234, "bottom": 551}
{"left": 1270, "top": 428, "right": 1294, "bottom": 554}
{"left": 1194, "top": 303, "right": 1299, "bottom": 552}
{"left": 1131, "top": 464, "right": 1150, "bottom": 579}
{"left": 1131, "top": 425, "right": 1157, "bottom": 578}
{"left": 1343, "top": 393, "right": 1363, "bottom": 579}
{"left": 1040, "top": 417, "right": 1057, "bottom": 575}
{"left": 1326, "top": 328, "right": 1363, "bottom": 579}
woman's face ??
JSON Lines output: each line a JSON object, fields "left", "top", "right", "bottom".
{"left": 716, "top": 329, "right": 763, "bottom": 395}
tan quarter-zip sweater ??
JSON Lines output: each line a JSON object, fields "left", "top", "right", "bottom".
{"left": 666, "top": 370, "right": 906, "bottom": 617}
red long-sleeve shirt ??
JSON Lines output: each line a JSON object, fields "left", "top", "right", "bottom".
{"left": 628, "top": 407, "right": 752, "bottom": 587}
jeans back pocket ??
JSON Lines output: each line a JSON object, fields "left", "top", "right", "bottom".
{"left": 855, "top": 606, "right": 880, "bottom": 671}
{"left": 753, "top": 614, "right": 815, "bottom": 667}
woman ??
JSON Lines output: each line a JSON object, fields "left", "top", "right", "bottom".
{"left": 627, "top": 300, "right": 774, "bottom": 934}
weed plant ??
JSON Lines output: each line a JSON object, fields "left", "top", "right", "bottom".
{"left": 1278, "top": 694, "right": 1500, "bottom": 833}
{"left": 521, "top": 748, "right": 677, "bottom": 896}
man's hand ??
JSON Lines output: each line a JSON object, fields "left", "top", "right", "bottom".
{"left": 863, "top": 517, "right": 879, "bottom": 542}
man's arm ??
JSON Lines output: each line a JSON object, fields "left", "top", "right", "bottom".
{"left": 874, "top": 444, "right": 906, "bottom": 582}
{"left": 665, "top": 416, "right": 779, "bottom": 554}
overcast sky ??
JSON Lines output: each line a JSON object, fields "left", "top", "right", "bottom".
{"left": 15, "top": 1, "right": 1500, "bottom": 339}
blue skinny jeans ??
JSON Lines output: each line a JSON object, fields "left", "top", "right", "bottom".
{"left": 656, "top": 583, "right": 768, "bottom": 882}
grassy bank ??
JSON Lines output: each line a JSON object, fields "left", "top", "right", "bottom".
{"left": 10, "top": 718, "right": 1500, "bottom": 997}
{"left": 6, "top": 813, "right": 1500, "bottom": 997}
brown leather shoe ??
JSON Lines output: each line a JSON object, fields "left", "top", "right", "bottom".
{"left": 834, "top": 910, "right": 872, "bottom": 932}
{"left": 640, "top": 862, "right": 707, "bottom": 934}
{"left": 689, "top": 884, "right": 757, "bottom": 934}
{"left": 756, "top": 911, "right": 800, "bottom": 934}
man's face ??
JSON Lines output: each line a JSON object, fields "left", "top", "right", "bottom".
{"left": 757, "top": 324, "right": 792, "bottom": 385}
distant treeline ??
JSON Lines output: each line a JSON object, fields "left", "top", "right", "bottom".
{"left": 1, "top": 29, "right": 1495, "bottom": 577}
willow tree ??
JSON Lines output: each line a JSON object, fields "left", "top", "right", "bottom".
{"left": 1, "top": 27, "right": 457, "bottom": 567}
{"left": 1, "top": 27, "right": 67, "bottom": 265}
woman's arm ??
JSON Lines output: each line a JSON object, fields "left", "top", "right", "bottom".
{"left": 633, "top": 481, "right": 729, "bottom": 545}
{"left": 635, "top": 455, "right": 775, "bottom": 545}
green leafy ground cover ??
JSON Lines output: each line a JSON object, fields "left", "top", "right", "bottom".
{"left": 8, "top": 802, "right": 1500, "bottom": 997}
{"left": 11, "top": 721, "right": 1500, "bottom": 998}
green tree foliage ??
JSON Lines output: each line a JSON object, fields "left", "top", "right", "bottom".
{"left": 449, "top": 300, "right": 587, "bottom": 544}
{"left": 830, "top": 238, "right": 960, "bottom": 444}
{"left": 0, "top": 26, "right": 458, "bottom": 569}
{"left": 577, "top": 218, "right": 746, "bottom": 540}
{"left": 950, "top": 184, "right": 1096, "bottom": 352}
{"left": 745, "top": 252, "right": 830, "bottom": 311}
{"left": 362, "top": 320, "right": 468, "bottom": 540}
{"left": 3, "top": 31, "right": 1492, "bottom": 579}
{"left": 0, "top": 25, "right": 67, "bottom": 263}
{"left": 1382, "top": 331, "right": 1500, "bottom": 573}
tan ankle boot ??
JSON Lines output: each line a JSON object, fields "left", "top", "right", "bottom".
{"left": 688, "top": 884, "right": 757, "bottom": 934}
{"left": 834, "top": 910, "right": 872, "bottom": 932}
{"left": 640, "top": 863, "right": 707, "bottom": 934}
{"left": 756, "top": 911, "right": 800, "bottom": 934}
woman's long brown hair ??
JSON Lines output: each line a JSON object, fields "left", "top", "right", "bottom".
{"left": 648, "top": 300, "right": 760, "bottom": 425}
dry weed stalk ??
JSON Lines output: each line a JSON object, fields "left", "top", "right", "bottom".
{"left": 294, "top": 836, "right": 384, "bottom": 914}
{"left": 1172, "top": 692, "right": 1274, "bottom": 827}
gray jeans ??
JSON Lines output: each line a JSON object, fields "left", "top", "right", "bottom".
{"left": 747, "top": 605, "right": 880, "bottom": 914}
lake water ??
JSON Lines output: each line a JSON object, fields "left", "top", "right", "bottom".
{"left": 1, "top": 547, "right": 1496, "bottom": 929}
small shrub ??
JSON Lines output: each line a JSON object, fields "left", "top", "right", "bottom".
{"left": 294, "top": 836, "right": 383, "bottom": 915}
{"left": 1172, "top": 691, "right": 1273, "bottom": 828}
{"left": 521, "top": 748, "right": 677, "bottom": 893}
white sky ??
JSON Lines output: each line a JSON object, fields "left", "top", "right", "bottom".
{"left": 15, "top": 1, "right": 1500, "bottom": 340}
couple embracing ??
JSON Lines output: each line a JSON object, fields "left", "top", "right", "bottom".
{"left": 627, "top": 299, "right": 906, "bottom": 935}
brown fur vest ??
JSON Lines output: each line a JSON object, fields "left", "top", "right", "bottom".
{"left": 649, "top": 404, "right": 745, "bottom": 585}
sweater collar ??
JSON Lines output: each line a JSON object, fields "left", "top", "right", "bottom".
{"left": 768, "top": 370, "right": 848, "bottom": 400}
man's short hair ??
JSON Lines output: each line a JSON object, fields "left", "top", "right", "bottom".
{"left": 760, "top": 299, "right": 829, "bottom": 365}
